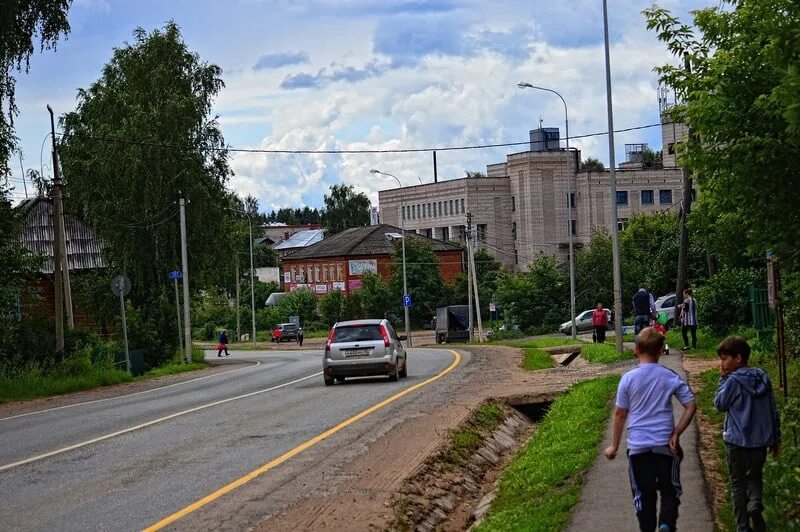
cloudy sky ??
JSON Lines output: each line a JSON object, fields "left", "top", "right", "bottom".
{"left": 8, "top": 0, "right": 707, "bottom": 210}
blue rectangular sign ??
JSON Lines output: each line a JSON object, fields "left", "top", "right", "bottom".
{"left": 168, "top": 270, "right": 182, "bottom": 280}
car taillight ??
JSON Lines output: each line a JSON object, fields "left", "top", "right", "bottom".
{"left": 380, "top": 325, "right": 390, "bottom": 347}
{"left": 325, "top": 328, "right": 335, "bottom": 351}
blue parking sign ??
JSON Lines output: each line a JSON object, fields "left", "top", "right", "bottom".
{"left": 403, "top": 294, "right": 413, "bottom": 308}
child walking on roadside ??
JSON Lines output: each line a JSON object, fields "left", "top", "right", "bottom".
{"left": 604, "top": 328, "right": 697, "bottom": 532}
{"left": 714, "top": 336, "right": 781, "bottom": 532}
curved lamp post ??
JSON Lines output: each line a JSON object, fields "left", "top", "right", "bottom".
{"left": 370, "top": 169, "right": 411, "bottom": 346}
{"left": 517, "top": 82, "right": 577, "bottom": 339}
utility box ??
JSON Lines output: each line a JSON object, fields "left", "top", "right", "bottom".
{"left": 114, "top": 349, "right": 145, "bottom": 376}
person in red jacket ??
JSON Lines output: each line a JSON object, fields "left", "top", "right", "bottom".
{"left": 592, "top": 303, "right": 609, "bottom": 343}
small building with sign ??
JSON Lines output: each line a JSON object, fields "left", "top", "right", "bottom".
{"left": 280, "top": 224, "right": 463, "bottom": 295}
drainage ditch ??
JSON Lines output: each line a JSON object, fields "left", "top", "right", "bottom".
{"left": 389, "top": 398, "right": 552, "bottom": 531}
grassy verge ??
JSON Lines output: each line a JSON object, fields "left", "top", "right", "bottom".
{"left": 521, "top": 348, "right": 555, "bottom": 370}
{"left": 141, "top": 362, "right": 206, "bottom": 378}
{"left": 580, "top": 343, "right": 633, "bottom": 364}
{"left": 0, "top": 368, "right": 134, "bottom": 403}
{"left": 511, "top": 337, "right": 584, "bottom": 349}
{"left": 477, "top": 376, "right": 620, "bottom": 531}
{"left": 444, "top": 403, "right": 506, "bottom": 468}
{"left": 665, "top": 328, "right": 719, "bottom": 359}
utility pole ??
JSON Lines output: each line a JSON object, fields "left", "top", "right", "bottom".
{"left": 48, "top": 106, "right": 74, "bottom": 331}
{"left": 675, "top": 55, "right": 694, "bottom": 310}
{"left": 235, "top": 260, "right": 241, "bottom": 343}
{"left": 248, "top": 215, "right": 256, "bottom": 346}
{"left": 469, "top": 224, "right": 484, "bottom": 342}
{"left": 47, "top": 106, "right": 64, "bottom": 355}
{"left": 179, "top": 197, "right": 192, "bottom": 363}
{"left": 466, "top": 213, "right": 474, "bottom": 340}
{"left": 603, "top": 0, "right": 624, "bottom": 354}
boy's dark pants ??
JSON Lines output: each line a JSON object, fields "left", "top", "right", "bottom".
{"left": 681, "top": 325, "right": 697, "bottom": 348}
{"left": 726, "top": 444, "right": 767, "bottom": 532}
{"left": 628, "top": 450, "right": 682, "bottom": 531}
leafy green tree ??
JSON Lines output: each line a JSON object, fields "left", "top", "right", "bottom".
{"left": 494, "top": 256, "right": 568, "bottom": 331}
{"left": 450, "top": 248, "right": 503, "bottom": 317}
{"left": 694, "top": 268, "right": 759, "bottom": 335}
{"left": 319, "top": 290, "right": 345, "bottom": 325}
{"left": 644, "top": 1, "right": 800, "bottom": 268}
{"left": 320, "top": 184, "right": 370, "bottom": 235}
{"left": 642, "top": 148, "right": 662, "bottom": 169}
{"left": 252, "top": 244, "right": 278, "bottom": 268}
{"left": 575, "top": 231, "right": 614, "bottom": 312}
{"left": 580, "top": 158, "right": 605, "bottom": 172}
{"left": 274, "top": 287, "right": 318, "bottom": 326}
{"left": 0, "top": 0, "right": 72, "bottom": 178}
{"left": 390, "top": 238, "right": 449, "bottom": 326}
{"left": 60, "top": 23, "right": 237, "bottom": 365}
{"left": 359, "top": 271, "right": 395, "bottom": 321}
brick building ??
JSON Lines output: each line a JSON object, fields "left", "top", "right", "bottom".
{"left": 379, "top": 113, "right": 692, "bottom": 270}
{"left": 281, "top": 224, "right": 463, "bottom": 296}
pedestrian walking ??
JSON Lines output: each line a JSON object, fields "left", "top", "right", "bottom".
{"left": 217, "top": 329, "right": 230, "bottom": 357}
{"left": 592, "top": 303, "right": 609, "bottom": 343}
{"left": 297, "top": 326, "right": 304, "bottom": 347}
{"left": 714, "top": 336, "right": 781, "bottom": 532}
{"left": 605, "top": 328, "right": 697, "bottom": 532}
{"left": 679, "top": 288, "right": 698, "bottom": 350}
{"left": 632, "top": 285, "right": 656, "bottom": 335}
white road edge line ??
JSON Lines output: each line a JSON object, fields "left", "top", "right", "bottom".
{"left": 0, "top": 359, "right": 263, "bottom": 423}
{"left": 0, "top": 372, "right": 322, "bottom": 474}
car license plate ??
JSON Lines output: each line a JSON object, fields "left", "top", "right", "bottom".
{"left": 345, "top": 348, "right": 370, "bottom": 357}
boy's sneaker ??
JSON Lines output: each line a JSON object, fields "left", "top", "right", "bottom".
{"left": 749, "top": 508, "right": 766, "bottom": 532}
{"left": 658, "top": 524, "right": 670, "bottom": 532}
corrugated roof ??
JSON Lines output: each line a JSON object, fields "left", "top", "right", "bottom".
{"left": 274, "top": 229, "right": 324, "bottom": 250}
{"left": 284, "top": 224, "right": 462, "bottom": 260}
{"left": 16, "top": 197, "right": 106, "bottom": 274}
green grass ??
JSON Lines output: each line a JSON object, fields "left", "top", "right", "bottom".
{"left": 140, "top": 362, "right": 206, "bottom": 378}
{"left": 445, "top": 403, "right": 506, "bottom": 467}
{"left": 521, "top": 348, "right": 555, "bottom": 370}
{"left": 580, "top": 343, "right": 634, "bottom": 364}
{"left": 665, "top": 328, "right": 719, "bottom": 359}
{"left": 477, "top": 376, "right": 620, "bottom": 531}
{"left": 0, "top": 368, "right": 134, "bottom": 403}
{"left": 511, "top": 337, "right": 584, "bottom": 349}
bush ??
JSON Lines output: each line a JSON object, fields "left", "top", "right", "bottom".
{"left": 694, "top": 268, "right": 759, "bottom": 334}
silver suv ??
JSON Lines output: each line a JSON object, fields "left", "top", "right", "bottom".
{"left": 323, "top": 319, "right": 408, "bottom": 385}
{"left": 655, "top": 293, "right": 677, "bottom": 328}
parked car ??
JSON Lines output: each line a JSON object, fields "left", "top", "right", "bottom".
{"left": 559, "top": 309, "right": 613, "bottom": 335}
{"left": 323, "top": 319, "right": 407, "bottom": 385}
{"left": 654, "top": 293, "right": 677, "bottom": 329}
{"left": 271, "top": 322, "right": 299, "bottom": 342}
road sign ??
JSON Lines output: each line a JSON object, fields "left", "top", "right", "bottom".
{"left": 168, "top": 270, "right": 182, "bottom": 280}
{"left": 403, "top": 294, "right": 413, "bottom": 308}
{"left": 489, "top": 303, "right": 496, "bottom": 312}
{"left": 111, "top": 274, "right": 132, "bottom": 297}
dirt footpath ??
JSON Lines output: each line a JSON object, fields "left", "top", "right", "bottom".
{"left": 258, "top": 344, "right": 632, "bottom": 531}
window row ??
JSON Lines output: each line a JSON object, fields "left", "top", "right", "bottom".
{"left": 290, "top": 263, "right": 344, "bottom": 283}
{"left": 616, "top": 189, "right": 673, "bottom": 206}
{"left": 402, "top": 198, "right": 465, "bottom": 221}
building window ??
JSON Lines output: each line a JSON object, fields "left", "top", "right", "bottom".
{"left": 511, "top": 196, "right": 516, "bottom": 212}
{"left": 571, "top": 219, "right": 577, "bottom": 235}
{"left": 659, "top": 189, "right": 673, "bottom": 204}
{"left": 337, "top": 264, "right": 343, "bottom": 281}
{"left": 315, "top": 265, "right": 321, "bottom": 283}
{"left": 618, "top": 218, "right": 629, "bottom": 231}
{"left": 437, "top": 201, "right": 442, "bottom": 216}
{"left": 569, "top": 192, "right": 576, "bottom": 208}
{"left": 427, "top": 203, "right": 431, "bottom": 217}
{"left": 514, "top": 249, "right": 519, "bottom": 265}
{"left": 460, "top": 198, "right": 465, "bottom": 213}
{"left": 290, "top": 266, "right": 296, "bottom": 282}
{"left": 616, "top": 191, "right": 629, "bottom": 205}
{"left": 512, "top": 221, "right": 517, "bottom": 240}
{"left": 432, "top": 202, "right": 436, "bottom": 217}
{"left": 449, "top": 199, "right": 454, "bottom": 215}
{"left": 298, "top": 266, "right": 305, "bottom": 283}
{"left": 641, "top": 190, "right": 654, "bottom": 205}
{"left": 477, "top": 224, "right": 487, "bottom": 242}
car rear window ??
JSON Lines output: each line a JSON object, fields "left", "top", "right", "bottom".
{"left": 332, "top": 325, "right": 382, "bottom": 342}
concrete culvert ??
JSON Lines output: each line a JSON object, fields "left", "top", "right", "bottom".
{"left": 510, "top": 400, "right": 551, "bottom": 422}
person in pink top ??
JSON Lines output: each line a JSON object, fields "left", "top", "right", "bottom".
{"left": 592, "top": 303, "right": 609, "bottom": 343}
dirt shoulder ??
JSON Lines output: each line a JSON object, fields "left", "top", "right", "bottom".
{"left": 258, "top": 343, "right": 632, "bottom": 531}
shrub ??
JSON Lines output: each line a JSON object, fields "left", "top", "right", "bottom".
{"left": 694, "top": 268, "right": 759, "bottom": 334}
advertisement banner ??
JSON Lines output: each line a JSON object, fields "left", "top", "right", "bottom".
{"left": 332, "top": 281, "right": 346, "bottom": 291}
{"left": 348, "top": 259, "right": 377, "bottom": 276}
{"left": 348, "top": 279, "right": 363, "bottom": 291}
{"left": 283, "top": 271, "right": 291, "bottom": 283}
{"left": 314, "top": 284, "right": 328, "bottom": 294}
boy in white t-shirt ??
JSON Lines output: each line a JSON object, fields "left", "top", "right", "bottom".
{"left": 604, "top": 328, "right": 697, "bottom": 532}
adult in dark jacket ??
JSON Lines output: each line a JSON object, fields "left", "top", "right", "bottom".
{"left": 217, "top": 330, "right": 230, "bottom": 357}
{"left": 632, "top": 285, "right": 655, "bottom": 335}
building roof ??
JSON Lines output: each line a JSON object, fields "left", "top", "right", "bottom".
{"left": 284, "top": 224, "right": 462, "bottom": 260}
{"left": 274, "top": 229, "right": 324, "bottom": 250}
{"left": 16, "top": 196, "right": 106, "bottom": 274}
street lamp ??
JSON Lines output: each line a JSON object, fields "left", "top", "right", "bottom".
{"left": 370, "top": 169, "right": 411, "bottom": 347}
{"left": 517, "top": 82, "right": 577, "bottom": 339}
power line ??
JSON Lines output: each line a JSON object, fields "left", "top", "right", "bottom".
{"left": 60, "top": 123, "right": 662, "bottom": 155}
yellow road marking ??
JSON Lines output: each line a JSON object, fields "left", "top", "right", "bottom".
{"left": 144, "top": 349, "right": 462, "bottom": 531}
{"left": 0, "top": 372, "right": 320, "bottom": 473}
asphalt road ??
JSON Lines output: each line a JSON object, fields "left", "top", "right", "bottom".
{"left": 0, "top": 347, "right": 464, "bottom": 531}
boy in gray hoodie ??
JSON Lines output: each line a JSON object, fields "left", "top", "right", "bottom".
{"left": 715, "top": 336, "right": 781, "bottom": 532}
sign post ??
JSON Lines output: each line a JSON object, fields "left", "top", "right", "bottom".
{"left": 169, "top": 271, "right": 183, "bottom": 356}
{"left": 403, "top": 294, "right": 413, "bottom": 309}
{"left": 111, "top": 274, "right": 132, "bottom": 373}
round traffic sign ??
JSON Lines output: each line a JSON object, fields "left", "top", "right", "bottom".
{"left": 111, "top": 274, "right": 132, "bottom": 297}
